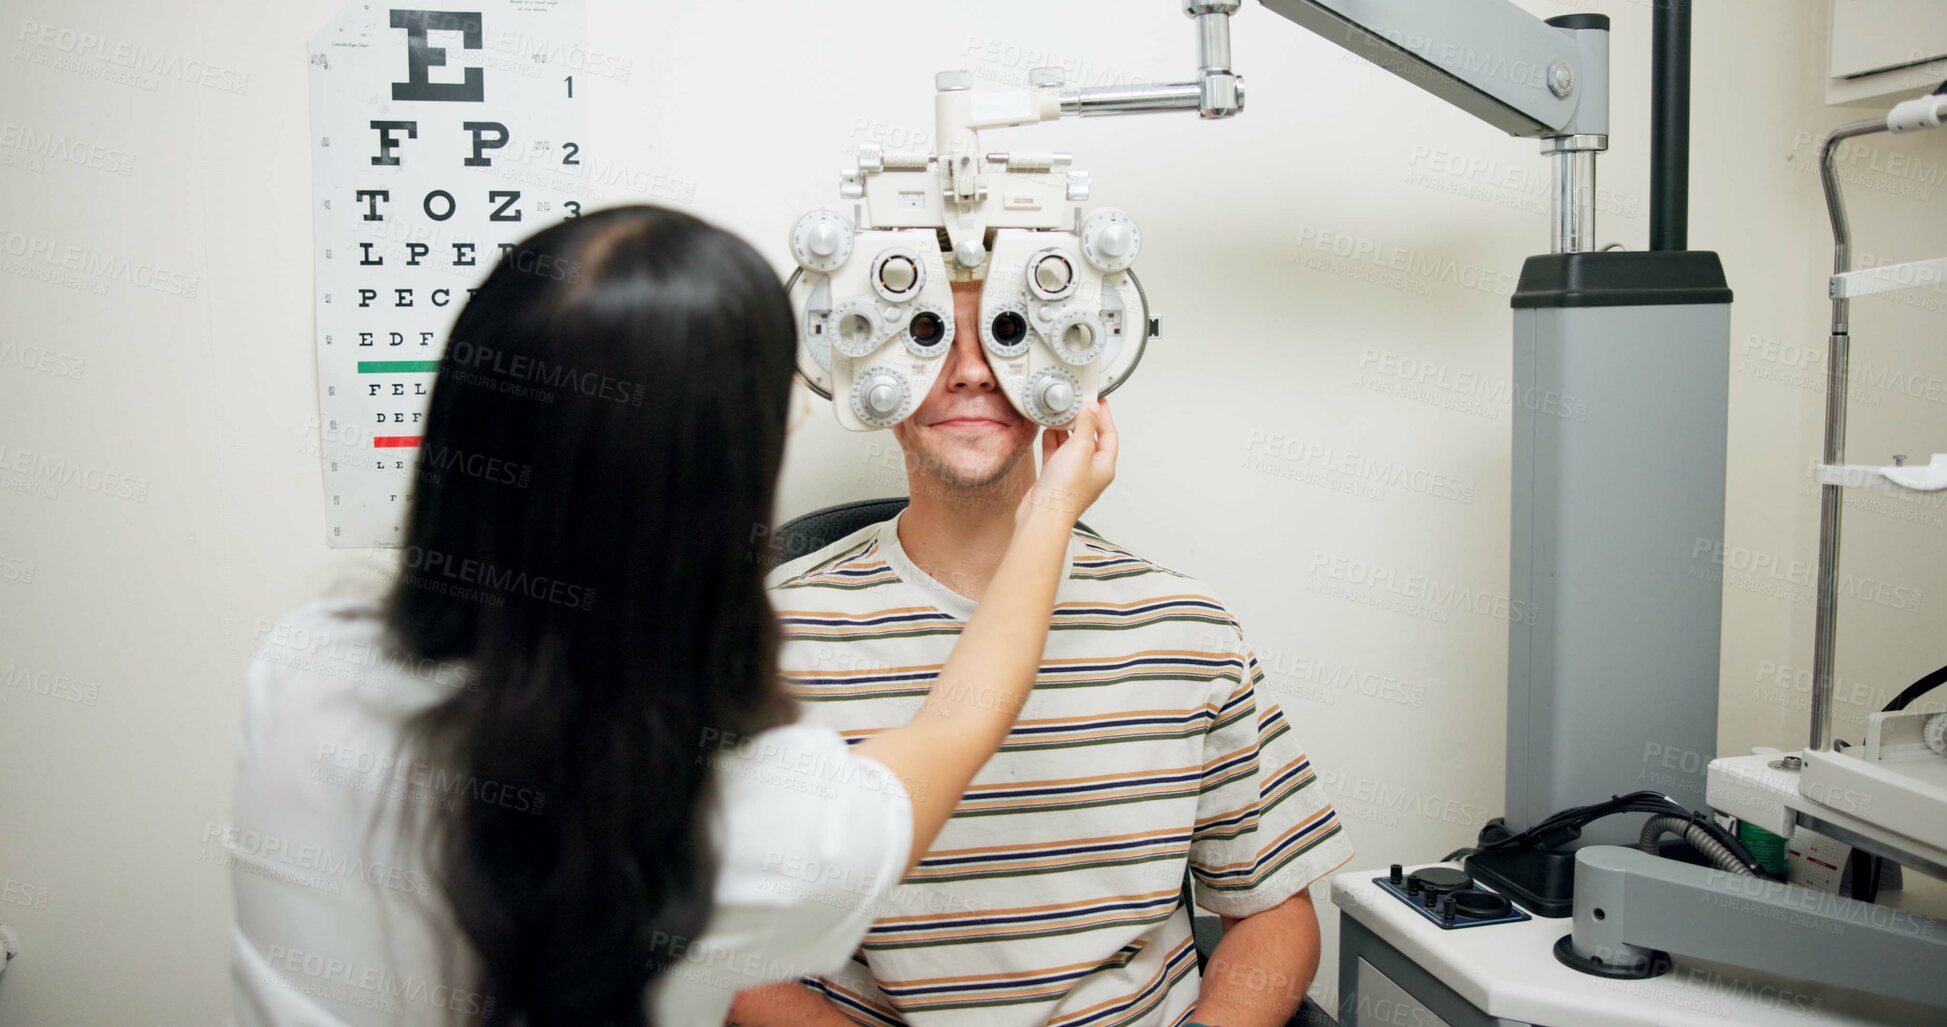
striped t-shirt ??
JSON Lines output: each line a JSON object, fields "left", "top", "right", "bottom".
{"left": 766, "top": 512, "right": 1354, "bottom": 1027}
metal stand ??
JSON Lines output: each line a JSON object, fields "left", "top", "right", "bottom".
{"left": 1808, "top": 109, "right": 1946, "bottom": 751}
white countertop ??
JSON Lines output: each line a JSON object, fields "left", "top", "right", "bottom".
{"left": 1331, "top": 864, "right": 1942, "bottom": 1027}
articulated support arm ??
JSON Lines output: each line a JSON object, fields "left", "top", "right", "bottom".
{"left": 1256, "top": 0, "right": 1610, "bottom": 252}
{"left": 1564, "top": 846, "right": 1947, "bottom": 1009}
{"left": 1063, "top": 2, "right": 1245, "bottom": 119}
{"left": 1255, "top": 0, "right": 1605, "bottom": 137}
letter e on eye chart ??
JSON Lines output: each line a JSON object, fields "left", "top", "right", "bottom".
{"left": 308, "top": 0, "right": 589, "bottom": 547}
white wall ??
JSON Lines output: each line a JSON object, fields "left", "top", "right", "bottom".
{"left": 0, "top": 1, "right": 1940, "bottom": 1023}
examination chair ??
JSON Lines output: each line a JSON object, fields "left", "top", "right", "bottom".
{"left": 773, "top": 498, "right": 1336, "bottom": 1027}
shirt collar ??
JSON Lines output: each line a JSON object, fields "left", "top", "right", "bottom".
{"left": 874, "top": 509, "right": 1084, "bottom": 622}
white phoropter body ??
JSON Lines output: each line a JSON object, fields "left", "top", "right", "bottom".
{"left": 788, "top": 199, "right": 1154, "bottom": 432}
{"left": 787, "top": 70, "right": 1156, "bottom": 431}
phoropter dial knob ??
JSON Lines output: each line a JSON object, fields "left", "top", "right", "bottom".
{"left": 1081, "top": 209, "right": 1140, "bottom": 273}
{"left": 791, "top": 210, "right": 854, "bottom": 273}
{"left": 850, "top": 367, "right": 912, "bottom": 428}
{"left": 1025, "top": 366, "right": 1081, "bottom": 426}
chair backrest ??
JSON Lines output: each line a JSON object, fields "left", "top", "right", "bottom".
{"left": 772, "top": 497, "right": 913, "bottom": 563}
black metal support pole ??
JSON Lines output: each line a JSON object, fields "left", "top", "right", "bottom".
{"left": 1650, "top": 0, "right": 1692, "bottom": 251}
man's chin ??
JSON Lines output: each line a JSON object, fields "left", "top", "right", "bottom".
{"left": 905, "top": 439, "right": 1030, "bottom": 493}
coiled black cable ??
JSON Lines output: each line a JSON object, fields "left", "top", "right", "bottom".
{"left": 1442, "top": 790, "right": 1776, "bottom": 879}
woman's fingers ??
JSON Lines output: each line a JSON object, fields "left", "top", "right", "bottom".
{"left": 1022, "top": 399, "right": 1117, "bottom": 523}
{"left": 1091, "top": 399, "right": 1118, "bottom": 475}
{"left": 1070, "top": 399, "right": 1099, "bottom": 438}
{"left": 1041, "top": 426, "right": 1068, "bottom": 475}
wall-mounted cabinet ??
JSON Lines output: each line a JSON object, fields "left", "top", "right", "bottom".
{"left": 1828, "top": 0, "right": 1947, "bottom": 106}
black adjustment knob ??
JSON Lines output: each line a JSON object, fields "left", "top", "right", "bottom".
{"left": 1437, "top": 895, "right": 1456, "bottom": 922}
{"left": 1422, "top": 887, "right": 1438, "bottom": 909}
{"left": 1406, "top": 866, "right": 1471, "bottom": 897}
{"left": 1451, "top": 889, "right": 1512, "bottom": 920}
{"left": 1389, "top": 864, "right": 1404, "bottom": 885}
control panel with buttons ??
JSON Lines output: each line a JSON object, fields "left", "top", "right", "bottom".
{"left": 1373, "top": 864, "right": 1531, "bottom": 930}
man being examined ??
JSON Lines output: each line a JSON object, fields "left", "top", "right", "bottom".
{"left": 734, "top": 280, "right": 1353, "bottom": 1027}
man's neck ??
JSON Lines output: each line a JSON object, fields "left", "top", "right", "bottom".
{"left": 897, "top": 459, "right": 1041, "bottom": 603}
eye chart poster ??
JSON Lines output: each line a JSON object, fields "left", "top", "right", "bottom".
{"left": 309, "top": 1, "right": 588, "bottom": 547}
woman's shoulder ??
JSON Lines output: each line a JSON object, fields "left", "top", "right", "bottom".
{"left": 250, "top": 598, "right": 387, "bottom": 663}
{"left": 246, "top": 598, "right": 383, "bottom": 685}
{"left": 266, "top": 596, "right": 386, "bottom": 635}
{"left": 241, "top": 598, "right": 467, "bottom": 726}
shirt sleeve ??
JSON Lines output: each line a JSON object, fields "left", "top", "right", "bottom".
{"left": 706, "top": 722, "right": 914, "bottom": 980}
{"left": 804, "top": 958, "right": 907, "bottom": 1027}
{"left": 1187, "top": 636, "right": 1355, "bottom": 918}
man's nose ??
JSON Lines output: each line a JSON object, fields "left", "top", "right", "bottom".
{"left": 944, "top": 322, "right": 997, "bottom": 391}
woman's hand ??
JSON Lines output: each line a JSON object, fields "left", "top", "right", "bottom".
{"left": 1018, "top": 398, "right": 1118, "bottom": 528}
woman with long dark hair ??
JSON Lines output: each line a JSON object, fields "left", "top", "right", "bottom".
{"left": 228, "top": 206, "right": 1116, "bottom": 1026}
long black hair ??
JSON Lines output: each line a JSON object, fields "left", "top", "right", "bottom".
{"left": 386, "top": 205, "right": 799, "bottom": 1024}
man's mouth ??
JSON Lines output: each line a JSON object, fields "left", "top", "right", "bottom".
{"left": 928, "top": 414, "right": 1013, "bottom": 429}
